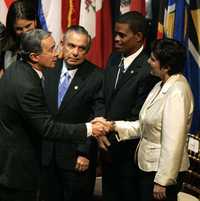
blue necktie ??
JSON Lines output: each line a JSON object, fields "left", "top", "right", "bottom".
{"left": 58, "top": 72, "right": 70, "bottom": 108}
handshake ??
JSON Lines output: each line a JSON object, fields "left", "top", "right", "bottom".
{"left": 90, "top": 117, "right": 115, "bottom": 137}
{"left": 90, "top": 117, "right": 117, "bottom": 150}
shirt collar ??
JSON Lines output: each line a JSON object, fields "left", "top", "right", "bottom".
{"left": 33, "top": 68, "right": 43, "bottom": 79}
{"left": 61, "top": 61, "right": 78, "bottom": 79}
{"left": 123, "top": 45, "right": 143, "bottom": 70}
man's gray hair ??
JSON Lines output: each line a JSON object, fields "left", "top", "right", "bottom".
{"left": 19, "top": 29, "right": 51, "bottom": 61}
{"left": 63, "top": 25, "right": 91, "bottom": 52}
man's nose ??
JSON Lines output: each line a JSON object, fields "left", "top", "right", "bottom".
{"left": 114, "top": 34, "right": 120, "bottom": 41}
{"left": 72, "top": 47, "right": 79, "bottom": 56}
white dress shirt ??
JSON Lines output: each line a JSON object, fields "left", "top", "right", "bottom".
{"left": 123, "top": 45, "right": 143, "bottom": 72}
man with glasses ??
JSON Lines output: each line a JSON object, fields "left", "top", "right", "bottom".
{"left": 41, "top": 25, "right": 105, "bottom": 201}
{"left": 0, "top": 29, "right": 105, "bottom": 201}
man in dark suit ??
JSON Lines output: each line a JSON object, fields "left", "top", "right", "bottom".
{"left": 96, "top": 11, "right": 159, "bottom": 201}
{"left": 0, "top": 29, "right": 105, "bottom": 201}
{"left": 41, "top": 25, "right": 105, "bottom": 201}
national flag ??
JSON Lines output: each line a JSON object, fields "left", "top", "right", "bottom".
{"left": 120, "top": 0, "right": 131, "bottom": 14}
{"left": 79, "top": 0, "right": 112, "bottom": 68}
{"left": 173, "top": 0, "right": 186, "bottom": 42}
{"left": 130, "top": 0, "right": 146, "bottom": 15}
{"left": 184, "top": 1, "right": 200, "bottom": 133}
{"left": 61, "top": 0, "right": 80, "bottom": 33}
{"left": 164, "top": 0, "right": 176, "bottom": 38}
{"left": 38, "top": 0, "right": 80, "bottom": 45}
{"left": 0, "top": 0, "right": 14, "bottom": 25}
{"left": 156, "top": 0, "right": 200, "bottom": 133}
{"left": 38, "top": 0, "right": 62, "bottom": 44}
{"left": 156, "top": 0, "right": 168, "bottom": 39}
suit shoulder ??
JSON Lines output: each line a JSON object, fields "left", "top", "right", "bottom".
{"left": 84, "top": 60, "right": 103, "bottom": 73}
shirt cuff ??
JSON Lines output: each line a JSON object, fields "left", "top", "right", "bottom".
{"left": 86, "top": 122, "right": 92, "bottom": 137}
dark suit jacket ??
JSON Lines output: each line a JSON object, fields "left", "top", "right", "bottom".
{"left": 42, "top": 59, "right": 105, "bottom": 170}
{"left": 0, "top": 61, "right": 87, "bottom": 191}
{"left": 104, "top": 51, "right": 159, "bottom": 162}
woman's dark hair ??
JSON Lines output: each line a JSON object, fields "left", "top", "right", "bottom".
{"left": 5, "top": 0, "right": 40, "bottom": 51}
{"left": 151, "top": 38, "right": 186, "bottom": 75}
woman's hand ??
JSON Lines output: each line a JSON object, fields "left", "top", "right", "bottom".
{"left": 153, "top": 183, "right": 167, "bottom": 200}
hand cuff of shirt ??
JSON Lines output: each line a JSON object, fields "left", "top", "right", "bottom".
{"left": 86, "top": 122, "right": 92, "bottom": 137}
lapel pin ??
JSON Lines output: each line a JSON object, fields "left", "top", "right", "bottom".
{"left": 130, "top": 70, "right": 134, "bottom": 74}
{"left": 74, "top": 86, "right": 79, "bottom": 90}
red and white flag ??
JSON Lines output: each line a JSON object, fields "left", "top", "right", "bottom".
{"left": 61, "top": 0, "right": 80, "bottom": 33}
{"left": 79, "top": 0, "right": 112, "bottom": 68}
{"left": 39, "top": 0, "right": 80, "bottom": 44}
{"left": 130, "top": 0, "right": 146, "bottom": 15}
{"left": 0, "top": 0, "right": 14, "bottom": 25}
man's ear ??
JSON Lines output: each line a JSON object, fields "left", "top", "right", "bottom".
{"left": 135, "top": 32, "right": 143, "bottom": 43}
{"left": 29, "top": 53, "right": 40, "bottom": 62}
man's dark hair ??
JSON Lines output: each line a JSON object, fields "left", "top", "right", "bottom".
{"left": 19, "top": 29, "right": 51, "bottom": 61}
{"left": 63, "top": 25, "right": 92, "bottom": 52}
{"left": 116, "top": 11, "right": 148, "bottom": 38}
{"left": 151, "top": 38, "right": 186, "bottom": 75}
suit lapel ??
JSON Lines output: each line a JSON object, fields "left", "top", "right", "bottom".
{"left": 145, "top": 74, "right": 181, "bottom": 109}
{"left": 106, "top": 56, "right": 121, "bottom": 102}
{"left": 114, "top": 52, "right": 145, "bottom": 91}
{"left": 44, "top": 59, "right": 62, "bottom": 113}
{"left": 59, "top": 61, "right": 92, "bottom": 112}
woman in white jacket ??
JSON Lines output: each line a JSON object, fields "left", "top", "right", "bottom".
{"left": 96, "top": 38, "right": 194, "bottom": 201}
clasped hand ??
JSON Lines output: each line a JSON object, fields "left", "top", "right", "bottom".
{"left": 90, "top": 117, "right": 113, "bottom": 137}
{"left": 91, "top": 117, "right": 116, "bottom": 150}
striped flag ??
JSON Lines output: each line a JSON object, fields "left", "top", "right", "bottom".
{"left": 61, "top": 0, "right": 80, "bottom": 33}
{"left": 157, "top": 0, "right": 168, "bottom": 39}
{"left": 156, "top": 0, "right": 200, "bottom": 133}
{"left": 38, "top": 0, "right": 62, "bottom": 44}
{"left": 184, "top": 1, "right": 200, "bottom": 133}
{"left": 79, "top": 0, "right": 112, "bottom": 68}
{"left": 38, "top": 0, "right": 80, "bottom": 44}
{"left": 130, "top": 0, "right": 145, "bottom": 15}
{"left": 0, "top": 0, "right": 14, "bottom": 25}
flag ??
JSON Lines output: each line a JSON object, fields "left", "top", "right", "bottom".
{"left": 156, "top": 0, "right": 200, "bottom": 133}
{"left": 61, "top": 0, "right": 80, "bottom": 33}
{"left": 38, "top": 0, "right": 62, "bottom": 44}
{"left": 38, "top": 0, "right": 80, "bottom": 44}
{"left": 184, "top": 1, "right": 200, "bottom": 133}
{"left": 0, "top": 0, "right": 14, "bottom": 25}
{"left": 157, "top": 0, "right": 176, "bottom": 39}
{"left": 79, "top": 0, "right": 112, "bottom": 68}
{"left": 130, "top": 0, "right": 146, "bottom": 15}
{"left": 156, "top": 0, "right": 168, "bottom": 39}
{"left": 173, "top": 0, "right": 186, "bottom": 42}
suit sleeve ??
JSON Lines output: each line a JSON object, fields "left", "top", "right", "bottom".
{"left": 20, "top": 85, "right": 87, "bottom": 143}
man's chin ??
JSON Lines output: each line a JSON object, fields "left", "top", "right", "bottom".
{"left": 67, "top": 61, "right": 82, "bottom": 67}
{"left": 114, "top": 47, "right": 124, "bottom": 53}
